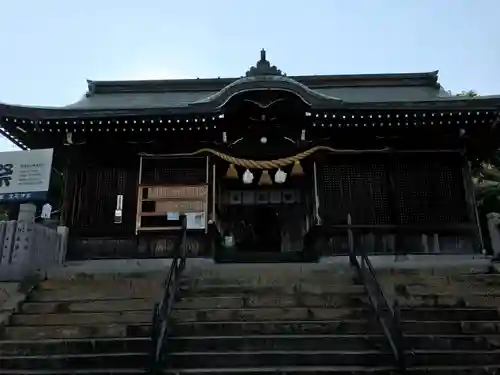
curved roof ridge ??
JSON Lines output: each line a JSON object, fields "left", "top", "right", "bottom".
{"left": 189, "top": 75, "right": 342, "bottom": 109}
{"left": 85, "top": 70, "right": 439, "bottom": 86}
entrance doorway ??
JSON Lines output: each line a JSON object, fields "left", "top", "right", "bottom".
{"left": 215, "top": 186, "right": 316, "bottom": 262}
{"left": 252, "top": 205, "right": 281, "bottom": 252}
{"left": 226, "top": 204, "right": 281, "bottom": 254}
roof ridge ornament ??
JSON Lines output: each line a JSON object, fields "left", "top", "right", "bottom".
{"left": 245, "top": 49, "right": 285, "bottom": 77}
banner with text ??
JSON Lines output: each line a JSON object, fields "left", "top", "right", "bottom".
{"left": 0, "top": 149, "right": 54, "bottom": 202}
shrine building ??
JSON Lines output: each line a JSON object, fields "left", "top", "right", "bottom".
{"left": 1, "top": 50, "right": 499, "bottom": 262}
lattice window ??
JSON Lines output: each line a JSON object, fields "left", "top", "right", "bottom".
{"left": 433, "top": 162, "right": 468, "bottom": 222}
{"left": 392, "top": 158, "right": 433, "bottom": 224}
{"left": 318, "top": 156, "right": 391, "bottom": 225}
{"left": 141, "top": 157, "right": 206, "bottom": 185}
{"left": 392, "top": 155, "right": 467, "bottom": 224}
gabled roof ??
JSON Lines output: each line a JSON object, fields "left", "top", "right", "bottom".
{"left": 0, "top": 49, "right": 499, "bottom": 117}
{"left": 67, "top": 68, "right": 442, "bottom": 110}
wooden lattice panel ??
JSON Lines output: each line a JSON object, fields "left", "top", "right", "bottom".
{"left": 392, "top": 155, "right": 467, "bottom": 224}
{"left": 392, "top": 158, "right": 433, "bottom": 224}
{"left": 433, "top": 161, "right": 468, "bottom": 223}
{"left": 141, "top": 158, "right": 206, "bottom": 185}
{"left": 318, "top": 154, "right": 467, "bottom": 227}
{"left": 68, "top": 167, "right": 138, "bottom": 236}
{"left": 319, "top": 156, "right": 391, "bottom": 225}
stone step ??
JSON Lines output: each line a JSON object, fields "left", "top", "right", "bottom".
{"left": 166, "top": 350, "right": 393, "bottom": 368}
{"left": 176, "top": 294, "right": 369, "bottom": 309}
{"left": 402, "top": 320, "right": 500, "bottom": 334}
{"left": 38, "top": 277, "right": 163, "bottom": 291}
{"left": 10, "top": 311, "right": 152, "bottom": 326}
{"left": 179, "top": 284, "right": 364, "bottom": 296}
{"left": 166, "top": 334, "right": 388, "bottom": 352}
{"left": 162, "top": 366, "right": 500, "bottom": 375}
{"left": 0, "top": 337, "right": 151, "bottom": 356}
{"left": 27, "top": 289, "right": 158, "bottom": 302}
{"left": 405, "top": 365, "right": 500, "bottom": 374}
{"left": 20, "top": 298, "right": 155, "bottom": 314}
{"left": 170, "top": 308, "right": 373, "bottom": 323}
{"left": 167, "top": 334, "right": 500, "bottom": 352}
{"left": 395, "top": 293, "right": 500, "bottom": 307}
{"left": 170, "top": 320, "right": 382, "bottom": 336}
{"left": 378, "top": 271, "right": 500, "bottom": 282}
{"left": 377, "top": 268, "right": 488, "bottom": 277}
{"left": 1, "top": 323, "right": 151, "bottom": 340}
{"left": 405, "top": 334, "right": 500, "bottom": 350}
{"left": 184, "top": 264, "right": 354, "bottom": 281}
{"left": 399, "top": 307, "right": 500, "bottom": 321}
{"left": 0, "top": 352, "right": 149, "bottom": 370}
{"left": 162, "top": 367, "right": 398, "bottom": 375}
{"left": 181, "top": 276, "right": 356, "bottom": 288}
{"left": 0, "top": 370, "right": 147, "bottom": 375}
{"left": 401, "top": 284, "right": 500, "bottom": 295}
{"left": 405, "top": 349, "right": 500, "bottom": 367}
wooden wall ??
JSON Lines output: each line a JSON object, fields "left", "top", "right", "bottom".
{"left": 316, "top": 152, "right": 477, "bottom": 254}
{"left": 64, "top": 156, "right": 209, "bottom": 260}
{"left": 318, "top": 153, "right": 468, "bottom": 226}
{"left": 62, "top": 149, "right": 475, "bottom": 259}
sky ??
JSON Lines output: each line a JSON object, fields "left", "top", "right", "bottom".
{"left": 0, "top": 0, "right": 498, "bottom": 151}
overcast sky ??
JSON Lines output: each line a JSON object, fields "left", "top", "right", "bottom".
{"left": 0, "top": 0, "right": 498, "bottom": 151}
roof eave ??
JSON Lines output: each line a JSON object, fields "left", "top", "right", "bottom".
{"left": 1, "top": 96, "right": 499, "bottom": 120}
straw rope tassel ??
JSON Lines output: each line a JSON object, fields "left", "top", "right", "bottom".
{"left": 258, "top": 170, "right": 273, "bottom": 185}
{"left": 225, "top": 163, "right": 238, "bottom": 179}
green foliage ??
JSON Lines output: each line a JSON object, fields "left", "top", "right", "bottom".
{"left": 455, "top": 90, "right": 479, "bottom": 97}
{"left": 476, "top": 184, "right": 500, "bottom": 215}
{"left": 476, "top": 182, "right": 500, "bottom": 253}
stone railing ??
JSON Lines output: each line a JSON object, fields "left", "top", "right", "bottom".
{"left": 487, "top": 212, "right": 500, "bottom": 259}
{"left": 0, "top": 204, "right": 68, "bottom": 281}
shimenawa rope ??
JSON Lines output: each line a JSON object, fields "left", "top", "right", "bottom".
{"left": 139, "top": 145, "right": 390, "bottom": 170}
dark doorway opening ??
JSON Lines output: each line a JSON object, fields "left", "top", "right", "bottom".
{"left": 236, "top": 205, "right": 281, "bottom": 253}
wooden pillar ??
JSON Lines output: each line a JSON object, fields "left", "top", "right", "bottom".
{"left": 386, "top": 152, "right": 401, "bottom": 254}
{"left": 58, "top": 160, "right": 70, "bottom": 227}
{"left": 462, "top": 156, "right": 484, "bottom": 251}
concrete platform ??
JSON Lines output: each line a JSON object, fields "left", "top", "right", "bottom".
{"left": 42, "top": 254, "right": 493, "bottom": 280}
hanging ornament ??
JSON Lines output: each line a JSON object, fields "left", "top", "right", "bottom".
{"left": 258, "top": 170, "right": 273, "bottom": 186}
{"left": 242, "top": 169, "right": 254, "bottom": 184}
{"left": 274, "top": 168, "right": 287, "bottom": 184}
{"left": 290, "top": 160, "right": 305, "bottom": 176}
{"left": 225, "top": 163, "right": 238, "bottom": 179}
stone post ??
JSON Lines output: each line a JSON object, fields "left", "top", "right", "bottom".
{"left": 10, "top": 204, "right": 36, "bottom": 270}
{"left": 486, "top": 212, "right": 500, "bottom": 257}
{"left": 56, "top": 226, "right": 69, "bottom": 264}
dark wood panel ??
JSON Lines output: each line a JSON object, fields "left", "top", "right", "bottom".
{"left": 141, "top": 157, "right": 206, "bottom": 185}
{"left": 318, "top": 155, "right": 391, "bottom": 225}
{"left": 67, "top": 166, "right": 138, "bottom": 237}
{"left": 67, "top": 232, "right": 207, "bottom": 260}
{"left": 318, "top": 153, "right": 468, "bottom": 226}
{"left": 391, "top": 154, "right": 468, "bottom": 224}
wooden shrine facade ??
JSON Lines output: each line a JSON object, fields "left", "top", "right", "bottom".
{"left": 0, "top": 51, "right": 499, "bottom": 260}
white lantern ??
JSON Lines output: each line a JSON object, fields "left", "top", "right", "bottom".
{"left": 274, "top": 168, "right": 287, "bottom": 184}
{"left": 242, "top": 169, "right": 254, "bottom": 184}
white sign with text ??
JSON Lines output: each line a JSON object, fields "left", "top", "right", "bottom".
{"left": 0, "top": 148, "right": 54, "bottom": 201}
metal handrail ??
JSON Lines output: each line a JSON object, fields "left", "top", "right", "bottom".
{"left": 346, "top": 214, "right": 405, "bottom": 371}
{"left": 148, "top": 215, "right": 187, "bottom": 374}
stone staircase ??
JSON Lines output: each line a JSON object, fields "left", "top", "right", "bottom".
{"left": 0, "top": 273, "right": 163, "bottom": 374}
{"left": 379, "top": 267, "right": 500, "bottom": 374}
{"left": 162, "top": 263, "right": 399, "bottom": 374}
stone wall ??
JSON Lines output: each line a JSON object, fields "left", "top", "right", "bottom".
{"left": 0, "top": 204, "right": 69, "bottom": 281}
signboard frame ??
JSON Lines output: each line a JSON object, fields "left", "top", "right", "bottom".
{"left": 0, "top": 149, "right": 54, "bottom": 202}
